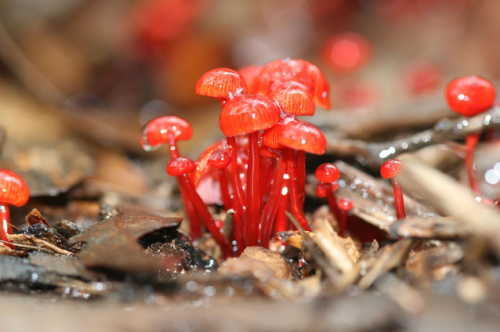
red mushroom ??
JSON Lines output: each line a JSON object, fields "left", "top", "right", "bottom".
{"left": 337, "top": 198, "right": 353, "bottom": 237}
{"left": 321, "top": 33, "right": 371, "bottom": 73}
{"left": 315, "top": 163, "right": 342, "bottom": 224}
{"left": 220, "top": 94, "right": 281, "bottom": 246}
{"left": 196, "top": 68, "right": 247, "bottom": 101}
{"left": 238, "top": 65, "right": 262, "bottom": 94}
{"left": 445, "top": 75, "right": 496, "bottom": 196}
{"left": 140, "top": 115, "right": 202, "bottom": 239}
{"left": 0, "top": 169, "right": 30, "bottom": 249}
{"left": 380, "top": 159, "right": 406, "bottom": 220}
{"left": 167, "top": 157, "right": 232, "bottom": 257}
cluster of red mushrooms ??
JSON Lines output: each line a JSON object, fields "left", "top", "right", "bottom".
{"left": 0, "top": 61, "right": 497, "bottom": 258}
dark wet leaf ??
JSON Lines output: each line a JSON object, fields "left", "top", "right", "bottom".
{"left": 69, "top": 212, "right": 182, "bottom": 273}
{"left": 29, "top": 252, "right": 98, "bottom": 280}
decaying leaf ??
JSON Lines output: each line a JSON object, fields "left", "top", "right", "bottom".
{"left": 69, "top": 211, "right": 182, "bottom": 273}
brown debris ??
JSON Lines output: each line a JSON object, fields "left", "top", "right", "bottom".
{"left": 69, "top": 211, "right": 182, "bottom": 273}
{"left": 240, "top": 247, "right": 292, "bottom": 279}
{"left": 7, "top": 234, "right": 74, "bottom": 255}
{"left": 393, "top": 216, "right": 468, "bottom": 239}
{"left": 25, "top": 208, "right": 50, "bottom": 227}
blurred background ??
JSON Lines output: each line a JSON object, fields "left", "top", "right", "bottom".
{"left": 0, "top": 0, "right": 499, "bottom": 224}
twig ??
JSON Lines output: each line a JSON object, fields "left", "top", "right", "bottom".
{"left": 396, "top": 155, "right": 500, "bottom": 255}
{"left": 325, "top": 106, "right": 500, "bottom": 168}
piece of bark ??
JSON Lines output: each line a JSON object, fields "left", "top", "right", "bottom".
{"left": 392, "top": 216, "right": 468, "bottom": 239}
{"left": 25, "top": 208, "right": 50, "bottom": 227}
{"left": 357, "top": 239, "right": 414, "bottom": 290}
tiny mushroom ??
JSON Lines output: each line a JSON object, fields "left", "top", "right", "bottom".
{"left": 0, "top": 169, "right": 30, "bottom": 249}
{"left": 380, "top": 159, "right": 406, "bottom": 220}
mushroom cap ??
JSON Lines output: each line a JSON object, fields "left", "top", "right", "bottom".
{"left": 167, "top": 157, "right": 195, "bottom": 177}
{"left": 445, "top": 75, "right": 496, "bottom": 116}
{"left": 315, "top": 163, "right": 340, "bottom": 183}
{"left": 208, "top": 149, "right": 231, "bottom": 169}
{"left": 269, "top": 81, "right": 315, "bottom": 116}
{"left": 141, "top": 116, "right": 193, "bottom": 151}
{"left": 277, "top": 120, "right": 326, "bottom": 155}
{"left": 0, "top": 169, "right": 30, "bottom": 207}
{"left": 238, "top": 65, "right": 262, "bottom": 94}
{"left": 219, "top": 94, "right": 281, "bottom": 137}
{"left": 256, "top": 59, "right": 331, "bottom": 109}
{"left": 338, "top": 198, "right": 353, "bottom": 211}
{"left": 380, "top": 159, "right": 403, "bottom": 179}
{"left": 196, "top": 68, "right": 247, "bottom": 99}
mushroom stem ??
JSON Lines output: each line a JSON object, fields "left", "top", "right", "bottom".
{"left": 391, "top": 179, "right": 406, "bottom": 220}
{"left": 226, "top": 136, "right": 246, "bottom": 243}
{"left": 0, "top": 204, "right": 13, "bottom": 249}
{"left": 260, "top": 156, "right": 287, "bottom": 248}
{"left": 178, "top": 174, "right": 232, "bottom": 257}
{"left": 246, "top": 131, "right": 261, "bottom": 246}
{"left": 296, "top": 150, "right": 306, "bottom": 207}
{"left": 286, "top": 148, "right": 311, "bottom": 232}
{"left": 259, "top": 156, "right": 275, "bottom": 207}
{"left": 169, "top": 138, "right": 202, "bottom": 239}
{"left": 275, "top": 187, "right": 289, "bottom": 235}
{"left": 465, "top": 133, "right": 481, "bottom": 196}
{"left": 218, "top": 168, "right": 244, "bottom": 252}
{"left": 325, "top": 184, "right": 342, "bottom": 222}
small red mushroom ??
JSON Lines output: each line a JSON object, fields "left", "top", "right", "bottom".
{"left": 315, "top": 163, "right": 342, "bottom": 223}
{"left": 140, "top": 115, "right": 201, "bottom": 239}
{"left": 445, "top": 75, "right": 496, "bottom": 196}
{"left": 337, "top": 198, "right": 353, "bottom": 237}
{"left": 167, "top": 157, "right": 232, "bottom": 257}
{"left": 380, "top": 159, "right": 406, "bottom": 220}
{"left": 0, "top": 169, "right": 30, "bottom": 249}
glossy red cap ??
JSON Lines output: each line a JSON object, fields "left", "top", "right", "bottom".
{"left": 315, "top": 163, "right": 340, "bottom": 183}
{"left": 269, "top": 81, "right": 315, "bottom": 116}
{"left": 167, "top": 157, "right": 195, "bottom": 177}
{"left": 256, "top": 59, "right": 331, "bottom": 109}
{"left": 380, "top": 159, "right": 403, "bottom": 179}
{"left": 140, "top": 116, "right": 192, "bottom": 151}
{"left": 196, "top": 68, "right": 247, "bottom": 99}
{"left": 219, "top": 94, "right": 281, "bottom": 137}
{"left": 445, "top": 75, "right": 496, "bottom": 116}
{"left": 0, "top": 169, "right": 30, "bottom": 207}
{"left": 238, "top": 66, "right": 262, "bottom": 94}
{"left": 208, "top": 149, "right": 231, "bottom": 169}
{"left": 277, "top": 121, "right": 326, "bottom": 155}
{"left": 338, "top": 198, "right": 353, "bottom": 211}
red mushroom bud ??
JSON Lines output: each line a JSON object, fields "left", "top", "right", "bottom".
{"left": 315, "top": 163, "right": 342, "bottom": 222}
{"left": 337, "top": 198, "right": 352, "bottom": 237}
{"left": 140, "top": 115, "right": 193, "bottom": 154}
{"left": 445, "top": 75, "right": 496, "bottom": 196}
{"left": 380, "top": 159, "right": 406, "bottom": 220}
{"left": 445, "top": 75, "right": 496, "bottom": 116}
{"left": 0, "top": 169, "right": 30, "bottom": 249}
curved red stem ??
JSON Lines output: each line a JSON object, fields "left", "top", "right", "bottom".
{"left": 259, "top": 156, "right": 275, "bottom": 207}
{"left": 169, "top": 139, "right": 202, "bottom": 239}
{"left": 219, "top": 168, "right": 243, "bottom": 253}
{"left": 391, "top": 178, "right": 406, "bottom": 220}
{"left": 179, "top": 174, "right": 231, "bottom": 257}
{"left": 286, "top": 148, "right": 311, "bottom": 232}
{"left": 275, "top": 188, "right": 289, "bottom": 235}
{"left": 226, "top": 136, "right": 246, "bottom": 245}
{"left": 246, "top": 131, "right": 261, "bottom": 246}
{"left": 0, "top": 204, "right": 13, "bottom": 249}
{"left": 325, "top": 184, "right": 341, "bottom": 224}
